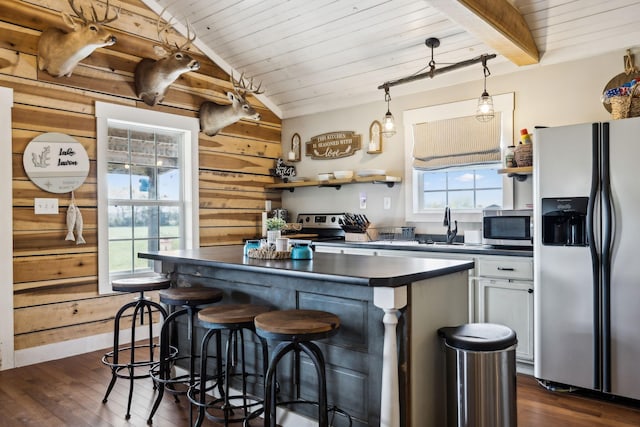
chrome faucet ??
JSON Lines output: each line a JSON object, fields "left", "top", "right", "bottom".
{"left": 443, "top": 206, "right": 458, "bottom": 244}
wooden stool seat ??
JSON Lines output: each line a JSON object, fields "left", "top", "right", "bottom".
{"left": 112, "top": 276, "right": 171, "bottom": 293}
{"left": 254, "top": 309, "right": 340, "bottom": 341}
{"left": 159, "top": 287, "right": 223, "bottom": 307}
{"left": 198, "top": 304, "right": 272, "bottom": 326}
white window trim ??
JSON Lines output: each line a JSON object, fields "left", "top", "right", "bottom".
{"left": 403, "top": 93, "right": 515, "bottom": 223}
{"left": 95, "top": 102, "right": 199, "bottom": 295}
{"left": 0, "top": 87, "right": 14, "bottom": 370}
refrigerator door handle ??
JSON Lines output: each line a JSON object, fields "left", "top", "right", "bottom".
{"left": 601, "top": 122, "right": 612, "bottom": 393}
{"left": 588, "top": 123, "right": 601, "bottom": 390}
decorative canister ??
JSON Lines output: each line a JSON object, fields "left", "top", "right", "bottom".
{"left": 291, "top": 243, "right": 313, "bottom": 260}
{"left": 243, "top": 239, "right": 261, "bottom": 256}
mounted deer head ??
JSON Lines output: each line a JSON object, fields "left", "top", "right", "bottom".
{"left": 37, "top": 0, "right": 119, "bottom": 77}
{"left": 134, "top": 10, "right": 200, "bottom": 106}
{"left": 199, "top": 72, "right": 263, "bottom": 136}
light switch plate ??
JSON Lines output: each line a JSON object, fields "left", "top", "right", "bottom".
{"left": 34, "top": 198, "right": 59, "bottom": 214}
{"left": 359, "top": 192, "right": 367, "bottom": 209}
{"left": 384, "top": 197, "right": 391, "bottom": 210}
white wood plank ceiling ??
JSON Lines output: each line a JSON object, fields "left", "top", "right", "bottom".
{"left": 142, "top": 0, "right": 640, "bottom": 118}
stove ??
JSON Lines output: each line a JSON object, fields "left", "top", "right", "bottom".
{"left": 296, "top": 212, "right": 346, "bottom": 241}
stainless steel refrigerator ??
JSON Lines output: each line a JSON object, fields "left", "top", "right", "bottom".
{"left": 534, "top": 117, "right": 640, "bottom": 400}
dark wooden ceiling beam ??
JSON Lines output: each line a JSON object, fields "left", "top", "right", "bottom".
{"left": 427, "top": 0, "right": 540, "bottom": 66}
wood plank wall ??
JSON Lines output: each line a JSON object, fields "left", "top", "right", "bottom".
{"left": 2, "top": 0, "right": 282, "bottom": 351}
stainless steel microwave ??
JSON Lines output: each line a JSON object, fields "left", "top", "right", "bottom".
{"left": 482, "top": 209, "right": 533, "bottom": 247}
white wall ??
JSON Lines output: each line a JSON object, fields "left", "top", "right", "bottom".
{"left": 281, "top": 51, "right": 619, "bottom": 234}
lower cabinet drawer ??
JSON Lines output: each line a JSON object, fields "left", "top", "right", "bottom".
{"left": 477, "top": 256, "right": 532, "bottom": 280}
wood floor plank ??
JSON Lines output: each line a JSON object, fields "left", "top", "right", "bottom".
{"left": 2, "top": 350, "right": 640, "bottom": 426}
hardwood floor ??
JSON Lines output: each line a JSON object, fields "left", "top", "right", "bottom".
{"left": 1, "top": 349, "right": 640, "bottom": 426}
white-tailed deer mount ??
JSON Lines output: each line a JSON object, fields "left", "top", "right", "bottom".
{"left": 134, "top": 11, "right": 200, "bottom": 106}
{"left": 199, "top": 72, "right": 263, "bottom": 136}
{"left": 37, "top": 0, "right": 119, "bottom": 77}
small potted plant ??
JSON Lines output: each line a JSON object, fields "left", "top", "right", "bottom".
{"left": 266, "top": 217, "right": 286, "bottom": 245}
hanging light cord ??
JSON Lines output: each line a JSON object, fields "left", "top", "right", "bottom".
{"left": 384, "top": 85, "right": 392, "bottom": 111}
{"left": 482, "top": 56, "right": 491, "bottom": 93}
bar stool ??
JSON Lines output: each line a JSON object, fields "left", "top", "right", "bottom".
{"left": 101, "top": 276, "right": 171, "bottom": 420}
{"left": 147, "top": 286, "right": 224, "bottom": 425}
{"left": 253, "top": 309, "right": 352, "bottom": 427}
{"left": 189, "top": 304, "right": 271, "bottom": 427}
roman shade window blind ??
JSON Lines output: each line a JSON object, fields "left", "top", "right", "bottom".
{"left": 412, "top": 112, "right": 502, "bottom": 170}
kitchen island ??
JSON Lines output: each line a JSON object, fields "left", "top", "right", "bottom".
{"left": 139, "top": 245, "right": 474, "bottom": 427}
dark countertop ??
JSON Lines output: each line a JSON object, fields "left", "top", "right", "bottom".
{"left": 139, "top": 245, "right": 474, "bottom": 288}
{"left": 313, "top": 240, "right": 534, "bottom": 257}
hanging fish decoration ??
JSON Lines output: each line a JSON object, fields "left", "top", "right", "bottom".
{"left": 65, "top": 200, "right": 78, "bottom": 241}
{"left": 75, "top": 205, "right": 86, "bottom": 245}
{"left": 65, "top": 193, "right": 86, "bottom": 245}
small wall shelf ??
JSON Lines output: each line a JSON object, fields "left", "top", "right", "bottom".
{"left": 498, "top": 166, "right": 532, "bottom": 181}
{"left": 265, "top": 175, "right": 402, "bottom": 192}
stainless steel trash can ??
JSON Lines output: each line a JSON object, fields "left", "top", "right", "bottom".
{"left": 438, "top": 323, "right": 518, "bottom": 427}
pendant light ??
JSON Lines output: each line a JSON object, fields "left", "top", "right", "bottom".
{"left": 381, "top": 85, "right": 396, "bottom": 138}
{"left": 476, "top": 56, "right": 494, "bottom": 122}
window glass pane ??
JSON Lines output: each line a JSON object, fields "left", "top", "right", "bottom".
{"left": 109, "top": 205, "right": 132, "bottom": 239}
{"left": 423, "top": 172, "right": 446, "bottom": 190}
{"left": 131, "top": 165, "right": 156, "bottom": 200}
{"left": 107, "top": 126, "right": 129, "bottom": 164}
{"left": 475, "top": 169, "right": 502, "bottom": 188}
{"left": 107, "top": 164, "right": 131, "bottom": 199}
{"left": 158, "top": 167, "right": 180, "bottom": 201}
{"left": 476, "top": 189, "right": 502, "bottom": 208}
{"left": 449, "top": 190, "right": 475, "bottom": 208}
{"left": 157, "top": 132, "right": 180, "bottom": 168}
{"left": 160, "top": 206, "right": 180, "bottom": 237}
{"left": 109, "top": 240, "right": 132, "bottom": 274}
{"left": 130, "top": 128, "right": 156, "bottom": 166}
{"left": 134, "top": 206, "right": 159, "bottom": 239}
{"left": 134, "top": 239, "right": 158, "bottom": 273}
{"left": 159, "top": 237, "right": 180, "bottom": 251}
{"left": 448, "top": 171, "right": 476, "bottom": 190}
{"left": 423, "top": 191, "right": 446, "bottom": 209}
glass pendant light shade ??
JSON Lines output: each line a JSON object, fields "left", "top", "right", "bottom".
{"left": 381, "top": 86, "right": 396, "bottom": 137}
{"left": 476, "top": 90, "right": 494, "bottom": 122}
{"left": 382, "top": 109, "right": 396, "bottom": 137}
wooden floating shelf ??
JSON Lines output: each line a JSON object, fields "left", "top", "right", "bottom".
{"left": 265, "top": 175, "right": 402, "bottom": 191}
{"left": 497, "top": 166, "right": 532, "bottom": 175}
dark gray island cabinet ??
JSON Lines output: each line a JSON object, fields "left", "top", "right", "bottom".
{"left": 139, "top": 245, "right": 473, "bottom": 427}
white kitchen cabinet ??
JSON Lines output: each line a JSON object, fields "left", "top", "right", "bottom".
{"left": 477, "top": 278, "right": 534, "bottom": 362}
{"left": 475, "top": 255, "right": 534, "bottom": 367}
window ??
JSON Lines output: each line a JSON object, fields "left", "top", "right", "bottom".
{"left": 96, "top": 102, "right": 199, "bottom": 294}
{"left": 418, "top": 166, "right": 503, "bottom": 210}
{"left": 404, "top": 93, "right": 514, "bottom": 222}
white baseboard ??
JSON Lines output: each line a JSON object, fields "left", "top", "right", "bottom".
{"left": 14, "top": 323, "right": 161, "bottom": 368}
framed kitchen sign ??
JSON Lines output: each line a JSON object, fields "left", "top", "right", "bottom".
{"left": 368, "top": 120, "right": 382, "bottom": 154}
{"left": 22, "top": 132, "right": 90, "bottom": 193}
{"left": 305, "top": 131, "right": 361, "bottom": 159}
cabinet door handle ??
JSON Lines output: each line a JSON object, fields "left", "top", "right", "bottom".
{"left": 528, "top": 288, "right": 534, "bottom": 294}
{"left": 497, "top": 267, "right": 515, "bottom": 271}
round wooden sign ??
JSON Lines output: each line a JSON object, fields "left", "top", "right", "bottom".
{"left": 22, "top": 132, "right": 90, "bottom": 193}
